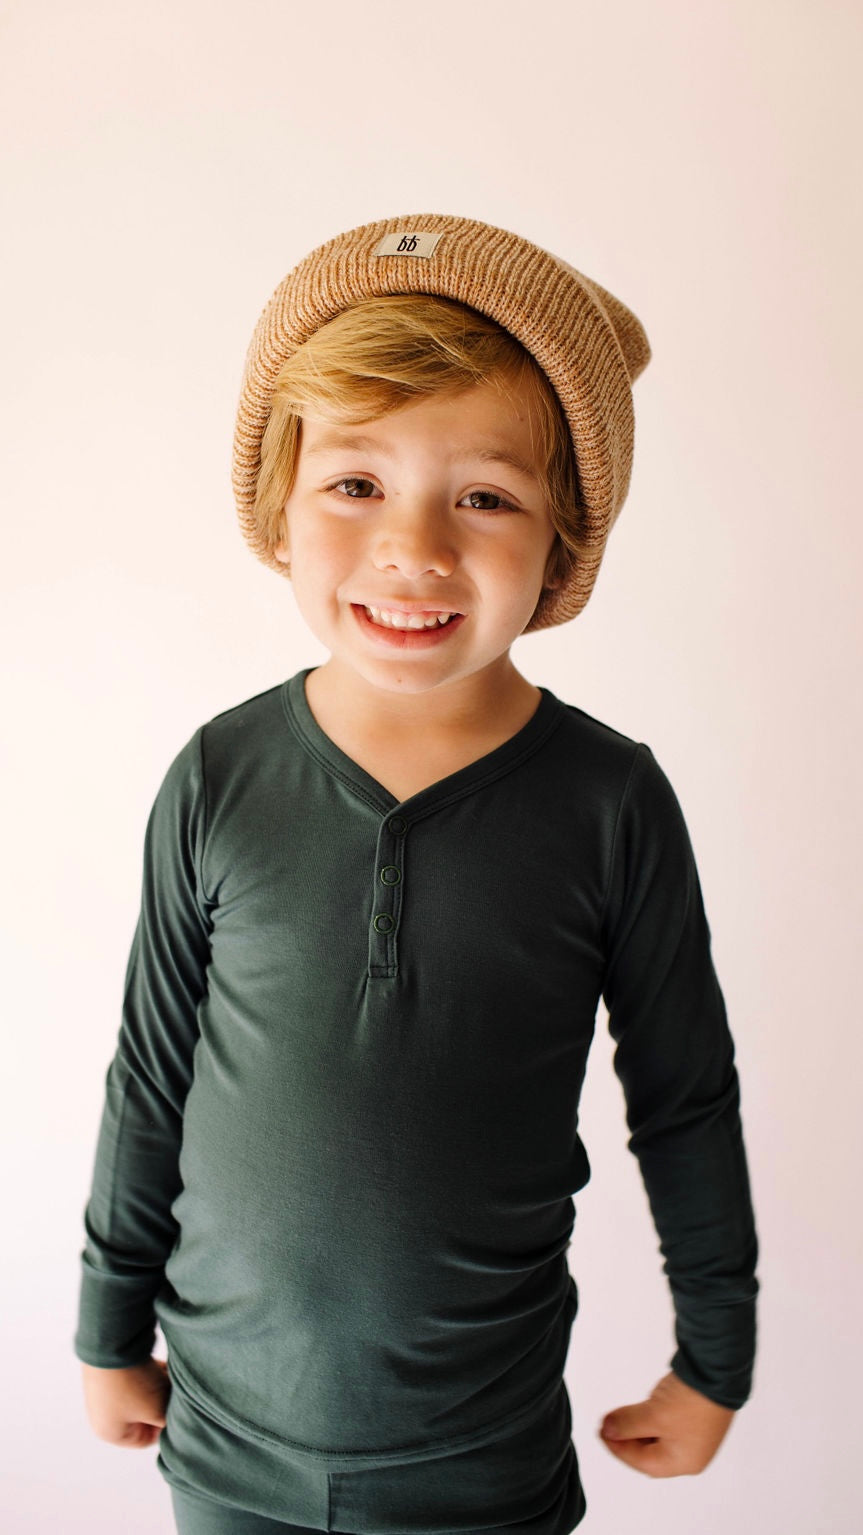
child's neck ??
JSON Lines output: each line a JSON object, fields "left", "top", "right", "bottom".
{"left": 306, "top": 657, "right": 539, "bottom": 740}
{"left": 302, "top": 661, "right": 542, "bottom": 802}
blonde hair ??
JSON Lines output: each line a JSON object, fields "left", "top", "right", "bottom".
{"left": 253, "top": 294, "right": 585, "bottom": 630}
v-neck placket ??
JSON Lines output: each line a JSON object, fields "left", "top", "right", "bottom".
{"left": 282, "top": 668, "right": 565, "bottom": 981}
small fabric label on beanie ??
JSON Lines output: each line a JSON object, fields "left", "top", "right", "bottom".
{"left": 374, "top": 232, "right": 442, "bottom": 259}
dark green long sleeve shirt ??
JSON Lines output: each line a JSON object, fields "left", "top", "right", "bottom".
{"left": 74, "top": 669, "right": 758, "bottom": 1463}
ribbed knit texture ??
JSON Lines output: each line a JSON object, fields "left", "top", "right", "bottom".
{"left": 231, "top": 213, "right": 651, "bottom": 631}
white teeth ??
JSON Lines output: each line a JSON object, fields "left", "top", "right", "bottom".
{"left": 364, "top": 606, "right": 457, "bottom": 630}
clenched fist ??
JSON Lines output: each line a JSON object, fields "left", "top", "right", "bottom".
{"left": 81, "top": 1357, "right": 171, "bottom": 1449}
{"left": 598, "top": 1370, "right": 735, "bottom": 1478}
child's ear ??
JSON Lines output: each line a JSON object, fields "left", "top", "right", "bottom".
{"left": 274, "top": 516, "right": 290, "bottom": 565}
{"left": 542, "top": 532, "right": 569, "bottom": 592}
{"left": 542, "top": 566, "right": 567, "bottom": 592}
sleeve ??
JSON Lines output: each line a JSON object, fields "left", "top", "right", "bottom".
{"left": 73, "top": 725, "right": 213, "bottom": 1368}
{"left": 599, "top": 742, "right": 759, "bottom": 1410}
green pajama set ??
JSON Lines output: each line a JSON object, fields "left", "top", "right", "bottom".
{"left": 74, "top": 669, "right": 759, "bottom": 1534}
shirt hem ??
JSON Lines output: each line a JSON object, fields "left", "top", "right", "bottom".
{"left": 165, "top": 1345, "right": 566, "bottom": 1470}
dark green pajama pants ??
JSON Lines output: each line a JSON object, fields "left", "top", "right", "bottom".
{"left": 171, "top": 1486, "right": 317, "bottom": 1534}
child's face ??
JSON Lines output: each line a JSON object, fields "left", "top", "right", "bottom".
{"left": 275, "top": 376, "right": 564, "bottom": 701}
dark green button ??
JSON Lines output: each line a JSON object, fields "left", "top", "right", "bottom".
{"left": 380, "top": 865, "right": 401, "bottom": 886}
{"left": 388, "top": 816, "right": 407, "bottom": 834}
{"left": 373, "top": 913, "right": 395, "bottom": 934}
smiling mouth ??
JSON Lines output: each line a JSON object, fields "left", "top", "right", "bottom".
{"left": 361, "top": 605, "right": 462, "bottom": 630}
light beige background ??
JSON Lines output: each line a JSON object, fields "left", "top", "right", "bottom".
{"left": 3, "top": 0, "right": 860, "bottom": 1530}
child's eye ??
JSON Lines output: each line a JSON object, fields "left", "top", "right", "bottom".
{"left": 460, "top": 489, "right": 519, "bottom": 514}
{"left": 325, "top": 478, "right": 518, "bottom": 513}
{"left": 328, "top": 477, "right": 378, "bottom": 499}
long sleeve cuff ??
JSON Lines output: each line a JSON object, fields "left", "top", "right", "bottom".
{"left": 73, "top": 1256, "right": 160, "bottom": 1367}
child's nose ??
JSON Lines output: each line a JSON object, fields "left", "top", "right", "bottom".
{"left": 372, "top": 504, "right": 458, "bottom": 576}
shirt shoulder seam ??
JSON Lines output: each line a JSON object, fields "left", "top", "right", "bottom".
{"left": 194, "top": 722, "right": 213, "bottom": 908}
{"left": 597, "top": 740, "right": 647, "bottom": 941}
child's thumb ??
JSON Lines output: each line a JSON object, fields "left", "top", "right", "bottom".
{"left": 142, "top": 1375, "right": 170, "bottom": 1428}
{"left": 136, "top": 1404, "right": 167, "bottom": 1429}
{"left": 600, "top": 1401, "right": 656, "bottom": 1441}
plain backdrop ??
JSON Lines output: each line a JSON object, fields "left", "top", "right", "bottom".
{"left": 2, "top": 1, "right": 861, "bottom": 1531}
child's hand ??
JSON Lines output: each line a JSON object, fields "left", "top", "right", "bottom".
{"left": 80, "top": 1357, "right": 171, "bottom": 1448}
{"left": 598, "top": 1370, "right": 735, "bottom": 1477}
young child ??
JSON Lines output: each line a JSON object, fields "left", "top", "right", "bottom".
{"left": 75, "top": 212, "right": 759, "bottom": 1535}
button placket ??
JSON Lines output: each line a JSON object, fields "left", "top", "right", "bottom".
{"left": 369, "top": 815, "right": 408, "bottom": 978}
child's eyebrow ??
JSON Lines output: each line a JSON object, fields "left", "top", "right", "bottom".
{"left": 303, "top": 431, "right": 540, "bottom": 484}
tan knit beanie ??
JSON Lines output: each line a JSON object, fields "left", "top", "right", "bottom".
{"left": 232, "top": 212, "right": 651, "bottom": 628}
